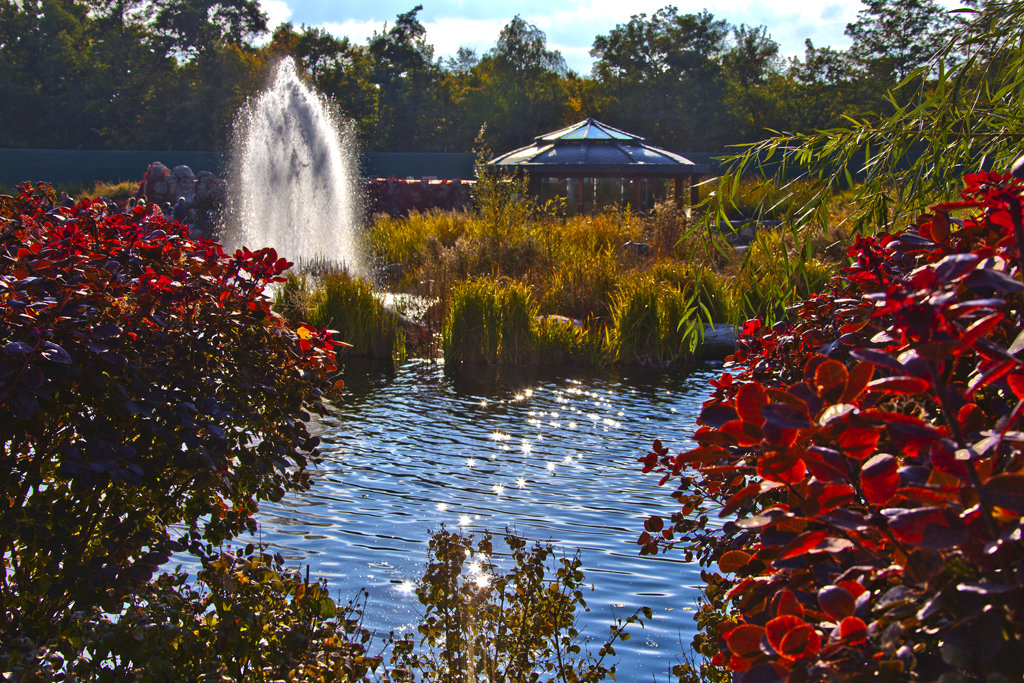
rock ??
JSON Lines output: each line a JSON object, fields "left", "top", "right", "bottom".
{"left": 379, "top": 263, "right": 408, "bottom": 286}
{"left": 1013, "top": 154, "right": 1024, "bottom": 179}
{"left": 620, "top": 240, "right": 651, "bottom": 259}
{"left": 700, "top": 324, "right": 737, "bottom": 359}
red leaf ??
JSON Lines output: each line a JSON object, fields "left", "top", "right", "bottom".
{"left": 736, "top": 383, "right": 768, "bottom": 425}
{"left": 724, "top": 623, "right": 765, "bottom": 658}
{"left": 960, "top": 312, "right": 1004, "bottom": 349}
{"left": 837, "top": 616, "right": 867, "bottom": 644}
{"left": 772, "top": 589, "right": 804, "bottom": 618}
{"left": 861, "top": 454, "right": 899, "bottom": 505}
{"left": 765, "top": 615, "right": 821, "bottom": 659}
{"left": 779, "top": 530, "right": 853, "bottom": 560}
{"left": 1007, "top": 373, "right": 1024, "bottom": 401}
{"left": 644, "top": 515, "right": 664, "bottom": 533}
{"left": 982, "top": 474, "right": 1024, "bottom": 513}
{"left": 928, "top": 212, "right": 949, "bottom": 244}
{"left": 757, "top": 452, "right": 807, "bottom": 485}
{"left": 841, "top": 361, "right": 875, "bottom": 403}
{"left": 780, "top": 625, "right": 821, "bottom": 659}
{"left": 817, "top": 585, "right": 855, "bottom": 621}
{"left": 867, "top": 375, "right": 930, "bottom": 395}
{"left": 837, "top": 427, "right": 879, "bottom": 460}
{"left": 837, "top": 580, "right": 866, "bottom": 599}
{"left": 721, "top": 419, "right": 764, "bottom": 447}
{"left": 718, "top": 550, "right": 752, "bottom": 574}
{"left": 818, "top": 484, "right": 856, "bottom": 513}
{"left": 765, "top": 615, "right": 804, "bottom": 653}
{"left": 720, "top": 482, "right": 762, "bottom": 517}
{"left": 886, "top": 507, "right": 948, "bottom": 544}
{"left": 814, "top": 360, "right": 849, "bottom": 403}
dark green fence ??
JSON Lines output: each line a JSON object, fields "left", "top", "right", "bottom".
{"left": 0, "top": 149, "right": 223, "bottom": 188}
{"left": 0, "top": 149, "right": 480, "bottom": 189}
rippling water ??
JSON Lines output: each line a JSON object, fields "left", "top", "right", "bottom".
{"left": 252, "top": 358, "right": 722, "bottom": 681}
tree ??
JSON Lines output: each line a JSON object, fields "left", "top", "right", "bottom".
{"left": 721, "top": 24, "right": 784, "bottom": 142}
{"left": 590, "top": 8, "right": 731, "bottom": 150}
{"left": 0, "top": 0, "right": 98, "bottom": 147}
{"left": 266, "top": 24, "right": 378, "bottom": 142}
{"left": 845, "top": 0, "right": 954, "bottom": 84}
{"left": 152, "top": 0, "right": 268, "bottom": 60}
{"left": 703, "top": 2, "right": 1024, "bottom": 249}
{"left": 469, "top": 16, "right": 570, "bottom": 152}
{"left": 366, "top": 5, "right": 446, "bottom": 151}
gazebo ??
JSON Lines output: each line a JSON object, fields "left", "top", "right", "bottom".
{"left": 488, "top": 118, "right": 709, "bottom": 214}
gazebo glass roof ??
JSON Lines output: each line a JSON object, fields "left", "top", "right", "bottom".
{"left": 489, "top": 118, "right": 708, "bottom": 177}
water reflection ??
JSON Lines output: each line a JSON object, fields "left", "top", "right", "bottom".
{"left": 254, "top": 358, "right": 722, "bottom": 681}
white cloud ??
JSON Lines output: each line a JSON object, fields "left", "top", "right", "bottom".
{"left": 423, "top": 17, "right": 507, "bottom": 61}
{"left": 261, "top": 0, "right": 294, "bottom": 30}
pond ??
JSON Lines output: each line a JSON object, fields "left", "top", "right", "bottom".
{"left": 253, "top": 358, "right": 723, "bottom": 681}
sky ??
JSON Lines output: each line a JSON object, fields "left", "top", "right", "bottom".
{"left": 257, "top": 0, "right": 964, "bottom": 74}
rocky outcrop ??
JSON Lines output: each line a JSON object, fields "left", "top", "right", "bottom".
{"left": 138, "top": 162, "right": 228, "bottom": 239}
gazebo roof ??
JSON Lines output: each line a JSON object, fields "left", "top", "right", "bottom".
{"left": 488, "top": 118, "right": 709, "bottom": 178}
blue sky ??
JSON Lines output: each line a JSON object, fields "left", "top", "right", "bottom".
{"left": 258, "top": 0, "right": 964, "bottom": 74}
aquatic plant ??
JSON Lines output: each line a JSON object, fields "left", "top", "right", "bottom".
{"left": 642, "top": 171, "right": 1024, "bottom": 679}
{"left": 442, "top": 277, "right": 536, "bottom": 367}
{"left": 607, "top": 275, "right": 708, "bottom": 367}
{"left": 392, "top": 529, "right": 647, "bottom": 683}
{"left": 274, "top": 269, "right": 404, "bottom": 363}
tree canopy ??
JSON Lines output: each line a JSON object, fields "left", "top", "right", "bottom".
{"left": 0, "top": 0, "right": 972, "bottom": 155}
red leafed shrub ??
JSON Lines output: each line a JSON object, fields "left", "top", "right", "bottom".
{"left": 0, "top": 183, "right": 338, "bottom": 645}
{"left": 642, "top": 172, "right": 1024, "bottom": 681}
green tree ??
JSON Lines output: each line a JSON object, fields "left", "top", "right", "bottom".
{"left": 152, "top": 0, "right": 268, "bottom": 60}
{"left": 365, "top": 4, "right": 448, "bottom": 151}
{"left": 266, "top": 24, "right": 379, "bottom": 142}
{"left": 721, "top": 24, "right": 784, "bottom": 141}
{"left": 0, "top": 0, "right": 98, "bottom": 147}
{"left": 470, "top": 16, "right": 570, "bottom": 153}
{"left": 590, "top": 8, "right": 731, "bottom": 150}
{"left": 845, "top": 0, "right": 955, "bottom": 84}
{"left": 701, "top": 1, "right": 1024, "bottom": 313}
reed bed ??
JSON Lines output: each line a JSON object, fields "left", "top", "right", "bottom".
{"left": 274, "top": 270, "right": 403, "bottom": 362}
{"left": 356, "top": 178, "right": 854, "bottom": 368}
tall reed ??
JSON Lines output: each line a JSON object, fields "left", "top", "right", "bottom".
{"left": 274, "top": 270, "right": 403, "bottom": 362}
{"left": 442, "top": 278, "right": 536, "bottom": 367}
{"left": 606, "top": 275, "right": 707, "bottom": 367}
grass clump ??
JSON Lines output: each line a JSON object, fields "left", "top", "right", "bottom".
{"left": 735, "top": 230, "right": 837, "bottom": 322}
{"left": 274, "top": 270, "right": 404, "bottom": 362}
{"left": 87, "top": 179, "right": 140, "bottom": 201}
{"left": 442, "top": 277, "right": 536, "bottom": 367}
{"left": 607, "top": 275, "right": 709, "bottom": 367}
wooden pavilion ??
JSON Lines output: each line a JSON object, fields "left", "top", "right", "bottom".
{"left": 488, "top": 118, "right": 709, "bottom": 214}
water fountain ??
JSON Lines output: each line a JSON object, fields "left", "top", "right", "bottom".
{"left": 225, "top": 57, "right": 364, "bottom": 274}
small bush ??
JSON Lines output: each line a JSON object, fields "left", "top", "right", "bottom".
{"left": 392, "top": 529, "right": 646, "bottom": 683}
{"left": 87, "top": 179, "right": 140, "bottom": 201}
{"left": 274, "top": 270, "right": 404, "bottom": 363}
{"left": 0, "top": 183, "right": 339, "bottom": 659}
{"left": 5, "top": 548, "right": 381, "bottom": 681}
{"left": 736, "top": 229, "right": 836, "bottom": 322}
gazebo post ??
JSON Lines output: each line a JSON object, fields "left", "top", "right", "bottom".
{"left": 690, "top": 175, "right": 701, "bottom": 206}
{"left": 674, "top": 178, "right": 684, "bottom": 210}
{"left": 576, "top": 177, "right": 584, "bottom": 215}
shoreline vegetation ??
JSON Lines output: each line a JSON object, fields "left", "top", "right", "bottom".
{"left": 271, "top": 172, "right": 850, "bottom": 371}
